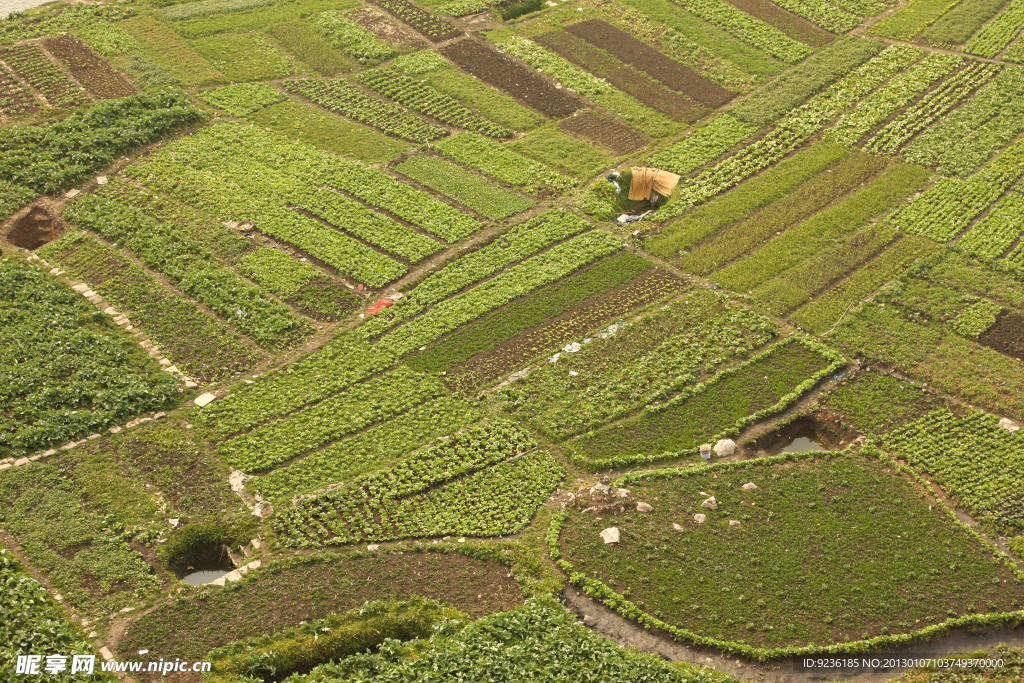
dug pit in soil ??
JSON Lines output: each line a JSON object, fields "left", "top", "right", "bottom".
{"left": 173, "top": 543, "right": 234, "bottom": 585}
{"left": 6, "top": 205, "right": 59, "bottom": 250}
{"left": 748, "top": 415, "right": 855, "bottom": 457}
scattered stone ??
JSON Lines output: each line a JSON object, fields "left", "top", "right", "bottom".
{"left": 636, "top": 502, "right": 653, "bottom": 513}
{"left": 251, "top": 538, "right": 264, "bottom": 551}
{"left": 998, "top": 417, "right": 1020, "bottom": 434}
{"left": 153, "top": 412, "right": 166, "bottom": 419}
{"left": 49, "top": 267, "right": 61, "bottom": 275}
{"left": 194, "top": 393, "right": 217, "bottom": 407}
{"left": 583, "top": 614, "right": 597, "bottom": 626}
{"left": 742, "top": 482, "right": 758, "bottom": 491}
{"left": 137, "top": 417, "right": 152, "bottom": 425}
{"left": 0, "top": 463, "right": 10, "bottom": 470}
{"left": 599, "top": 527, "right": 621, "bottom": 544}
{"left": 713, "top": 439, "right": 736, "bottom": 457}
{"left": 367, "top": 544, "right": 379, "bottom": 551}
{"left": 109, "top": 426, "right": 121, "bottom": 434}
{"left": 168, "top": 519, "right": 179, "bottom": 527}
{"left": 103, "top": 307, "right": 118, "bottom": 315}
{"left": 458, "top": 537, "right": 466, "bottom": 543}
{"left": 701, "top": 496, "right": 718, "bottom": 511}
{"left": 86, "top": 433, "right": 100, "bottom": 441}
{"left": 672, "top": 523, "right": 685, "bottom": 532}
{"left": 615, "top": 488, "right": 630, "bottom": 498}
{"left": 600, "top": 475, "right": 610, "bottom": 484}
{"left": 694, "top": 513, "right": 707, "bottom": 523}
{"left": 590, "top": 483, "right": 611, "bottom": 496}
{"left": 96, "top": 176, "right": 107, "bottom": 185}
{"left": 119, "top": 607, "right": 133, "bottom": 613}
{"left": 71, "top": 283, "right": 89, "bottom": 293}
{"left": 158, "top": 358, "right": 172, "bottom": 366}
{"left": 582, "top": 506, "right": 599, "bottom": 513}
{"left": 162, "top": 365, "right": 179, "bottom": 374}
{"left": 61, "top": 441, "right": 77, "bottom": 450}
{"left": 81, "top": 289, "right": 96, "bottom": 298}
{"left": 88, "top": 632, "right": 97, "bottom": 639}
{"left": 65, "top": 189, "right": 80, "bottom": 199}
{"left": 29, "top": 454, "right": 42, "bottom": 461}
{"left": 14, "top": 457, "right": 29, "bottom": 466}
{"left": 42, "top": 449, "right": 56, "bottom": 456}
{"left": 54, "top": 594, "right": 63, "bottom": 602}
{"left": 184, "top": 380, "right": 198, "bottom": 389}
{"left": 729, "top": 520, "right": 741, "bottom": 527}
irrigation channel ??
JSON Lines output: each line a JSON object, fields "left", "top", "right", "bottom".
{"left": 564, "top": 426, "right": 1024, "bottom": 681}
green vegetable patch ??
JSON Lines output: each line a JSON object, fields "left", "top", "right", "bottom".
{"left": 558, "top": 453, "right": 1024, "bottom": 648}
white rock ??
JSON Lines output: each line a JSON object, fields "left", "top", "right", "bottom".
{"left": 701, "top": 496, "right": 718, "bottom": 511}
{"left": 162, "top": 366, "right": 179, "bottom": 374}
{"left": 103, "top": 307, "right": 118, "bottom": 315}
{"left": 184, "top": 380, "right": 198, "bottom": 389}
{"left": 158, "top": 358, "right": 172, "bottom": 366}
{"left": 87, "top": 433, "right": 101, "bottom": 440}
{"left": 742, "top": 482, "right": 758, "bottom": 491}
{"left": 998, "top": 417, "right": 1020, "bottom": 434}
{"left": 42, "top": 449, "right": 56, "bottom": 456}
{"left": 0, "top": 463, "right": 10, "bottom": 470}
{"left": 636, "top": 502, "right": 653, "bottom": 513}
{"left": 96, "top": 176, "right": 107, "bottom": 185}
{"left": 14, "top": 457, "right": 29, "bottom": 466}
{"left": 71, "top": 283, "right": 89, "bottom": 293}
{"left": 694, "top": 513, "right": 707, "bottom": 523}
{"left": 153, "top": 412, "right": 166, "bottom": 419}
{"left": 29, "top": 454, "right": 42, "bottom": 461}
{"left": 65, "top": 189, "right": 80, "bottom": 199}
{"left": 81, "top": 290, "right": 95, "bottom": 298}
{"left": 367, "top": 544, "right": 380, "bottom": 551}
{"left": 109, "top": 427, "right": 121, "bottom": 434}
{"left": 194, "top": 392, "right": 217, "bottom": 407}
{"left": 228, "top": 469, "right": 248, "bottom": 494}
{"left": 251, "top": 538, "right": 264, "bottom": 551}
{"left": 562, "top": 341, "right": 582, "bottom": 353}
{"left": 457, "top": 537, "right": 466, "bottom": 543}
{"left": 672, "top": 523, "right": 685, "bottom": 532}
{"left": 99, "top": 647, "right": 113, "bottom": 662}
{"left": 729, "top": 520, "right": 741, "bottom": 527}
{"left": 615, "top": 488, "right": 630, "bottom": 498}
{"left": 599, "top": 527, "right": 620, "bottom": 544}
{"left": 119, "top": 607, "right": 134, "bottom": 613}
{"left": 168, "top": 518, "right": 179, "bottom": 527}
{"left": 713, "top": 439, "right": 736, "bottom": 457}
{"left": 50, "top": 267, "right": 62, "bottom": 275}
{"left": 590, "top": 483, "right": 611, "bottom": 496}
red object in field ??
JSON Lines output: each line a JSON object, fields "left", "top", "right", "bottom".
{"left": 366, "top": 299, "right": 394, "bottom": 315}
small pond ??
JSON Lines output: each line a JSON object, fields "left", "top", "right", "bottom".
{"left": 779, "top": 428, "right": 827, "bottom": 454}
{"left": 180, "top": 568, "right": 229, "bottom": 586}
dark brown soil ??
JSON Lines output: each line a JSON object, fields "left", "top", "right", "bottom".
{"left": 6, "top": 205, "right": 60, "bottom": 250}
{"left": 347, "top": 6, "right": 425, "bottom": 46}
{"left": 113, "top": 550, "right": 524, "bottom": 677}
{"left": 536, "top": 30, "right": 707, "bottom": 123}
{"left": 978, "top": 310, "right": 1024, "bottom": 361}
{"left": 440, "top": 38, "right": 583, "bottom": 118}
{"left": 43, "top": 36, "right": 134, "bottom": 100}
{"left": 0, "top": 62, "right": 39, "bottom": 116}
{"left": 369, "top": 0, "right": 461, "bottom": 42}
{"left": 723, "top": 0, "right": 834, "bottom": 47}
{"left": 564, "top": 19, "right": 735, "bottom": 108}
{"left": 448, "top": 269, "right": 684, "bottom": 393}
{"left": 559, "top": 110, "right": 650, "bottom": 155}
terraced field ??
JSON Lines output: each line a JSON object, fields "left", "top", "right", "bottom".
{"left": 2, "top": 0, "right": 1024, "bottom": 679}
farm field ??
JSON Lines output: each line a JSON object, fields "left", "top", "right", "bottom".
{"left": 2, "top": 0, "right": 1024, "bottom": 678}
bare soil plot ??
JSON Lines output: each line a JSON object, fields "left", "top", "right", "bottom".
{"left": 559, "top": 110, "right": 650, "bottom": 154}
{"left": 0, "top": 43, "right": 87, "bottom": 108}
{"left": 5, "top": 205, "right": 59, "bottom": 250}
{"left": 369, "top": 0, "right": 461, "bottom": 42}
{"left": 42, "top": 35, "right": 134, "bottom": 100}
{"left": 348, "top": 6, "right": 425, "bottom": 46}
{"left": 536, "top": 30, "right": 707, "bottom": 123}
{"left": 0, "top": 61, "right": 39, "bottom": 116}
{"left": 724, "top": 0, "right": 834, "bottom": 47}
{"left": 441, "top": 39, "right": 583, "bottom": 117}
{"left": 978, "top": 310, "right": 1024, "bottom": 360}
{"left": 447, "top": 269, "right": 683, "bottom": 393}
{"left": 564, "top": 19, "right": 735, "bottom": 108}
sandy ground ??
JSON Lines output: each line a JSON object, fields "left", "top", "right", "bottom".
{"left": 1, "top": 0, "right": 57, "bottom": 18}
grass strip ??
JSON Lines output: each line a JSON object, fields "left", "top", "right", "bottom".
{"left": 789, "top": 236, "right": 938, "bottom": 333}
{"left": 395, "top": 156, "right": 534, "bottom": 220}
{"left": 679, "top": 150, "right": 886, "bottom": 275}
{"left": 646, "top": 140, "right": 847, "bottom": 258}
{"left": 715, "top": 163, "right": 930, "bottom": 291}
{"left": 434, "top": 133, "right": 576, "bottom": 193}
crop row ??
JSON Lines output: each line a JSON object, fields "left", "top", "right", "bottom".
{"left": 964, "top": 0, "right": 1024, "bottom": 57}
{"left": 274, "top": 421, "right": 562, "bottom": 546}
{"left": 360, "top": 209, "right": 591, "bottom": 337}
{"left": 66, "top": 193, "right": 309, "bottom": 350}
{"left": 0, "top": 62, "right": 38, "bottom": 116}
{"left": 129, "top": 159, "right": 409, "bottom": 287}
{"left": 0, "top": 179, "right": 36, "bottom": 220}
{"left": 396, "top": 155, "right": 534, "bottom": 221}
{"left": 317, "top": 11, "right": 394, "bottom": 64}
{"left": 249, "top": 396, "right": 481, "bottom": 502}
{"left": 438, "top": 0, "right": 492, "bottom": 15}
{"left": 865, "top": 61, "right": 1001, "bottom": 155}
{"left": 434, "top": 133, "right": 577, "bottom": 194}
{"left": 40, "top": 233, "right": 261, "bottom": 383}
{"left": 889, "top": 136, "right": 1024, "bottom": 241}
{"left": 664, "top": 46, "right": 921, "bottom": 216}
{"left": 886, "top": 410, "right": 1024, "bottom": 532}
{"left": 0, "top": 43, "right": 87, "bottom": 108}
{"left": 216, "top": 367, "right": 445, "bottom": 473}
{"left": 150, "top": 122, "right": 481, "bottom": 242}
{"left": 951, "top": 300, "right": 1003, "bottom": 339}
{"left": 161, "top": 0, "right": 276, "bottom": 21}
{"left": 354, "top": 69, "right": 511, "bottom": 138}
{"left": 647, "top": 114, "right": 757, "bottom": 176}
{"left": 1004, "top": 239, "right": 1024, "bottom": 271}
{"left": 374, "top": 229, "right": 622, "bottom": 357}
{"left": 0, "top": 3, "right": 132, "bottom": 42}
{"left": 0, "top": 259, "right": 179, "bottom": 456}
{"left": 673, "top": 0, "right": 812, "bottom": 64}
{"left": 0, "top": 548, "right": 101, "bottom": 678}
{"left": 958, "top": 191, "right": 1024, "bottom": 259}
{"left": 494, "top": 36, "right": 612, "bottom": 98}
{"left": 824, "top": 53, "right": 961, "bottom": 147}
{"left": 789, "top": 235, "right": 937, "bottom": 334}
{"left": 0, "top": 90, "right": 206, "bottom": 195}
{"left": 772, "top": 0, "right": 860, "bottom": 32}
{"left": 369, "top": 0, "right": 461, "bottom": 42}
{"left": 828, "top": 0, "right": 888, "bottom": 15}
{"left": 285, "top": 78, "right": 448, "bottom": 143}
{"left": 237, "top": 248, "right": 328, "bottom": 298}
{"left": 500, "top": 295, "right": 778, "bottom": 438}
{"left": 196, "top": 82, "right": 287, "bottom": 118}
{"left": 196, "top": 331, "right": 393, "bottom": 437}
